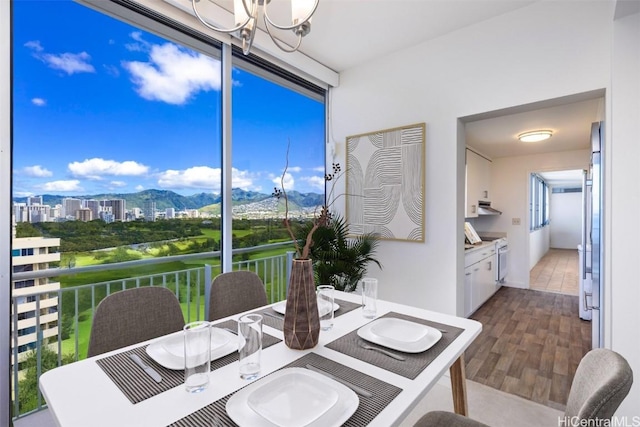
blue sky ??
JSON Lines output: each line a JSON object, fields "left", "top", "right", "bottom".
{"left": 12, "top": 0, "right": 325, "bottom": 198}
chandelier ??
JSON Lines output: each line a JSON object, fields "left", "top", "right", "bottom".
{"left": 191, "top": 0, "right": 319, "bottom": 55}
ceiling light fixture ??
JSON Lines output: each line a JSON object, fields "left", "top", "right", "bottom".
{"left": 191, "top": 0, "right": 319, "bottom": 55}
{"left": 518, "top": 130, "right": 553, "bottom": 143}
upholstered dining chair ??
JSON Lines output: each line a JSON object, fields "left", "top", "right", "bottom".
{"left": 208, "top": 271, "right": 268, "bottom": 321}
{"left": 87, "top": 286, "right": 185, "bottom": 357}
{"left": 413, "top": 348, "right": 633, "bottom": 427}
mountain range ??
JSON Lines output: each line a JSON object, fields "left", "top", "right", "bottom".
{"left": 13, "top": 188, "right": 324, "bottom": 211}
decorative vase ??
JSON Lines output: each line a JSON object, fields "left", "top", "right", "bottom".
{"left": 283, "top": 258, "right": 320, "bottom": 350}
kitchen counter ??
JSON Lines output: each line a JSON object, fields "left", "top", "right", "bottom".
{"left": 464, "top": 240, "right": 495, "bottom": 253}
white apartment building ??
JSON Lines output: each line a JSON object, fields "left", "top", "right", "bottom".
{"left": 11, "top": 236, "right": 60, "bottom": 369}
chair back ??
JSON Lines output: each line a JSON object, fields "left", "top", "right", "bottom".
{"left": 208, "top": 271, "right": 268, "bottom": 321}
{"left": 565, "top": 348, "right": 633, "bottom": 420}
{"left": 87, "top": 287, "right": 185, "bottom": 357}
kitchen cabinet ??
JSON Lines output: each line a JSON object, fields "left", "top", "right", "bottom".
{"left": 464, "top": 244, "right": 496, "bottom": 317}
{"left": 465, "top": 148, "right": 492, "bottom": 218}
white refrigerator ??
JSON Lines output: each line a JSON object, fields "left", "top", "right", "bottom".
{"left": 581, "top": 121, "right": 603, "bottom": 348}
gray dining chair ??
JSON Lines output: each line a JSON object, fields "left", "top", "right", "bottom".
{"left": 413, "top": 348, "right": 633, "bottom": 427}
{"left": 87, "top": 286, "right": 185, "bottom": 357}
{"left": 208, "top": 271, "right": 268, "bottom": 321}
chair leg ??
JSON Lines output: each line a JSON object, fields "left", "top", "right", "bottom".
{"left": 450, "top": 355, "right": 469, "bottom": 416}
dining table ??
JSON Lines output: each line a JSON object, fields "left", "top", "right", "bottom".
{"left": 39, "top": 290, "right": 482, "bottom": 427}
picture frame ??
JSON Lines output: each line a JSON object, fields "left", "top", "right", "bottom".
{"left": 346, "top": 122, "right": 425, "bottom": 242}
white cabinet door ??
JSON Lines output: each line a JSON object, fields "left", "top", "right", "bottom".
{"left": 465, "top": 149, "right": 479, "bottom": 218}
{"left": 464, "top": 265, "right": 474, "bottom": 317}
{"left": 466, "top": 253, "right": 497, "bottom": 316}
{"left": 478, "top": 256, "right": 495, "bottom": 304}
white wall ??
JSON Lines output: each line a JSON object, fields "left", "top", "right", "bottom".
{"left": 609, "top": 8, "right": 640, "bottom": 417}
{"left": 479, "top": 150, "right": 590, "bottom": 288}
{"left": 330, "top": 1, "right": 611, "bottom": 316}
{"left": 549, "top": 191, "right": 582, "bottom": 249}
{"left": 529, "top": 227, "right": 550, "bottom": 272}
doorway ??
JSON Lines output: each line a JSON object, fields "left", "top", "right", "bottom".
{"left": 460, "top": 91, "right": 604, "bottom": 410}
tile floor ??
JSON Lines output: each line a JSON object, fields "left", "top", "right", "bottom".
{"left": 529, "top": 248, "right": 579, "bottom": 295}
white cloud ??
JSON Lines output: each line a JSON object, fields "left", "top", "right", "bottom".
{"left": 135, "top": 185, "right": 145, "bottom": 191}
{"left": 273, "top": 172, "right": 295, "bottom": 191}
{"left": 158, "top": 166, "right": 221, "bottom": 191}
{"left": 40, "top": 180, "right": 82, "bottom": 192}
{"left": 31, "top": 98, "right": 46, "bottom": 107}
{"left": 312, "top": 166, "right": 326, "bottom": 172}
{"left": 110, "top": 181, "right": 127, "bottom": 187}
{"left": 42, "top": 52, "right": 95, "bottom": 75}
{"left": 24, "top": 40, "right": 43, "bottom": 52}
{"left": 232, "top": 169, "right": 256, "bottom": 191}
{"left": 22, "top": 165, "right": 53, "bottom": 177}
{"left": 68, "top": 158, "right": 149, "bottom": 180}
{"left": 122, "top": 39, "right": 221, "bottom": 105}
{"left": 156, "top": 166, "right": 258, "bottom": 191}
{"left": 288, "top": 166, "right": 302, "bottom": 173}
{"left": 103, "top": 64, "right": 120, "bottom": 77}
{"left": 26, "top": 40, "right": 95, "bottom": 75}
{"left": 300, "top": 175, "right": 325, "bottom": 191}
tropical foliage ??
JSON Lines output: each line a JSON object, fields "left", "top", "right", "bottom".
{"left": 297, "top": 214, "right": 381, "bottom": 292}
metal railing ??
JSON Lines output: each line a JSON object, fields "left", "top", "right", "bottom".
{"left": 10, "top": 243, "right": 294, "bottom": 421}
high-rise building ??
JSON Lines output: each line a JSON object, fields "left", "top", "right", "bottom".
{"left": 61, "top": 198, "right": 81, "bottom": 219}
{"left": 84, "top": 200, "right": 100, "bottom": 221}
{"left": 101, "top": 199, "right": 125, "bottom": 221}
{"left": 75, "top": 208, "right": 92, "bottom": 222}
{"left": 27, "top": 196, "right": 42, "bottom": 206}
{"left": 11, "top": 234, "right": 60, "bottom": 372}
{"left": 143, "top": 200, "right": 156, "bottom": 222}
{"left": 165, "top": 207, "right": 175, "bottom": 219}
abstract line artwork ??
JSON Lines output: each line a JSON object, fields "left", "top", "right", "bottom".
{"left": 346, "top": 123, "right": 425, "bottom": 242}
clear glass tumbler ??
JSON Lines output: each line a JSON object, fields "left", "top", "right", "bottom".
{"left": 184, "top": 321, "right": 211, "bottom": 393}
{"left": 362, "top": 278, "right": 378, "bottom": 319}
{"left": 317, "top": 284, "right": 335, "bottom": 331}
{"left": 238, "top": 314, "right": 262, "bottom": 380}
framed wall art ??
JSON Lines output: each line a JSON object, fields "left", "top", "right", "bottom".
{"left": 346, "top": 122, "right": 425, "bottom": 242}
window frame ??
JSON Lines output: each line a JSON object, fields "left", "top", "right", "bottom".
{"left": 3, "top": 1, "right": 328, "bottom": 423}
{"left": 530, "top": 173, "right": 550, "bottom": 230}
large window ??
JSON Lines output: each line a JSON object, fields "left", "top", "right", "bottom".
{"left": 8, "top": 0, "right": 325, "bottom": 420}
{"left": 530, "top": 174, "right": 549, "bottom": 230}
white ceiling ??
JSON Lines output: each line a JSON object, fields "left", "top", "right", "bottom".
{"left": 192, "top": 0, "right": 602, "bottom": 186}
{"left": 209, "top": 0, "right": 538, "bottom": 72}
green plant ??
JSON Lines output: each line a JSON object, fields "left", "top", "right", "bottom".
{"left": 298, "top": 214, "right": 381, "bottom": 292}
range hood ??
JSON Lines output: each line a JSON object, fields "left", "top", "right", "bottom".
{"left": 477, "top": 201, "right": 502, "bottom": 215}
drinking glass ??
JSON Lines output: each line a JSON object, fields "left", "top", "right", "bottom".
{"left": 317, "top": 285, "right": 335, "bottom": 331}
{"left": 361, "top": 278, "right": 378, "bottom": 318}
{"left": 184, "top": 321, "right": 211, "bottom": 393}
{"left": 238, "top": 314, "right": 262, "bottom": 380}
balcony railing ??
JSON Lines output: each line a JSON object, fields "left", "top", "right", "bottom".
{"left": 10, "top": 243, "right": 295, "bottom": 421}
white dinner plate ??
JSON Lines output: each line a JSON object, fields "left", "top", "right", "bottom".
{"left": 357, "top": 318, "right": 443, "bottom": 353}
{"left": 226, "top": 368, "right": 358, "bottom": 427}
{"left": 146, "top": 327, "right": 236, "bottom": 370}
{"left": 272, "top": 301, "right": 340, "bottom": 316}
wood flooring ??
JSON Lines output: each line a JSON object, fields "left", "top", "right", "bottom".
{"left": 465, "top": 286, "right": 591, "bottom": 411}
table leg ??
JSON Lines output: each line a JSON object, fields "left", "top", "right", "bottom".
{"left": 449, "top": 355, "right": 468, "bottom": 416}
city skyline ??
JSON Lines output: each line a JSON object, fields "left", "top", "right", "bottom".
{"left": 12, "top": 0, "right": 325, "bottom": 199}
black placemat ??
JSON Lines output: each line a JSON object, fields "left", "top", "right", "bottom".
{"left": 325, "top": 312, "right": 465, "bottom": 379}
{"left": 96, "top": 320, "right": 281, "bottom": 404}
{"left": 251, "top": 298, "right": 362, "bottom": 330}
{"left": 168, "top": 352, "right": 403, "bottom": 427}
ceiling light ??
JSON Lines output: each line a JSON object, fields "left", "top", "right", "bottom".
{"left": 191, "top": 0, "right": 319, "bottom": 55}
{"left": 518, "top": 130, "right": 553, "bottom": 143}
